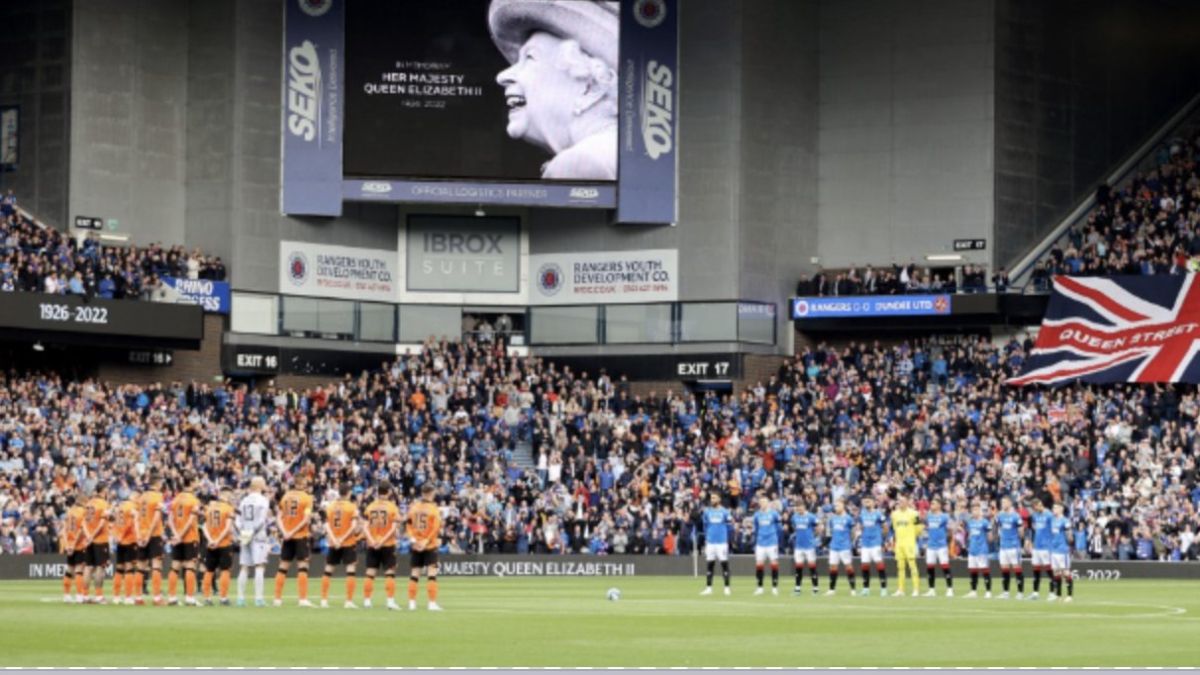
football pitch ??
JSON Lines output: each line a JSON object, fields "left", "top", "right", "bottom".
{"left": 1, "top": 578, "right": 1198, "bottom": 667}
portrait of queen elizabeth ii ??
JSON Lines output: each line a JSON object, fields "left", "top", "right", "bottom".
{"left": 488, "top": 0, "right": 620, "bottom": 181}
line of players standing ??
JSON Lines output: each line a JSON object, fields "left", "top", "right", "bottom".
{"left": 58, "top": 471, "right": 446, "bottom": 611}
{"left": 699, "top": 492, "right": 1077, "bottom": 603}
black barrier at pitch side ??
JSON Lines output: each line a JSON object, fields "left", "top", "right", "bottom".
{"left": 5, "top": 554, "right": 1199, "bottom": 581}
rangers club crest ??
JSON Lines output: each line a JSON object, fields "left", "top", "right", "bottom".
{"left": 287, "top": 252, "right": 309, "bottom": 286}
{"left": 537, "top": 263, "right": 564, "bottom": 297}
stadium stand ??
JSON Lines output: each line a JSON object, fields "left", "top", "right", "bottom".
{"left": 796, "top": 128, "right": 1200, "bottom": 298}
{"left": 0, "top": 194, "right": 226, "bottom": 299}
{"left": 1, "top": 334, "right": 1196, "bottom": 561}
{"left": 1028, "top": 131, "right": 1200, "bottom": 291}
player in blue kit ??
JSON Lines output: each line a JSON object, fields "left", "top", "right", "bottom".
{"left": 825, "top": 500, "right": 857, "bottom": 596}
{"left": 856, "top": 497, "right": 889, "bottom": 597}
{"left": 790, "top": 500, "right": 820, "bottom": 595}
{"left": 964, "top": 502, "right": 993, "bottom": 598}
{"left": 1048, "top": 502, "right": 1074, "bottom": 603}
{"left": 699, "top": 492, "right": 732, "bottom": 596}
{"left": 922, "top": 498, "right": 954, "bottom": 596}
{"left": 752, "top": 495, "right": 782, "bottom": 595}
{"left": 1028, "top": 499, "right": 1053, "bottom": 599}
{"left": 995, "top": 497, "right": 1025, "bottom": 599}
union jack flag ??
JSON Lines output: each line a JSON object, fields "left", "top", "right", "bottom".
{"left": 1008, "top": 274, "right": 1200, "bottom": 386}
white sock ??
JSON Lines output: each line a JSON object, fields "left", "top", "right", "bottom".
{"left": 237, "top": 567, "right": 248, "bottom": 600}
{"left": 254, "top": 567, "right": 265, "bottom": 600}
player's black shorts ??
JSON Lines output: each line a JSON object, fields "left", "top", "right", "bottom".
{"left": 66, "top": 551, "right": 85, "bottom": 567}
{"left": 204, "top": 545, "right": 234, "bottom": 572}
{"left": 85, "top": 543, "right": 110, "bottom": 567}
{"left": 410, "top": 549, "right": 439, "bottom": 569}
{"left": 280, "top": 539, "right": 311, "bottom": 562}
{"left": 326, "top": 546, "right": 357, "bottom": 566}
{"left": 139, "top": 536, "right": 164, "bottom": 562}
{"left": 171, "top": 542, "right": 199, "bottom": 562}
{"left": 116, "top": 544, "right": 139, "bottom": 564}
{"left": 365, "top": 546, "right": 397, "bottom": 571}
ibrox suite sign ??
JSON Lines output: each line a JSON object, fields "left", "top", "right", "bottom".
{"left": 791, "top": 294, "right": 952, "bottom": 320}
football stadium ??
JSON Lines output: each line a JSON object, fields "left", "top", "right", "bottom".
{"left": 1, "top": 0, "right": 1199, "bottom": 670}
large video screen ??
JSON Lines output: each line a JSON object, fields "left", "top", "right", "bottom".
{"left": 344, "top": 0, "right": 620, "bottom": 183}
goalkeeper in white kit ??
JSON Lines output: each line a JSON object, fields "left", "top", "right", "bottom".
{"left": 235, "top": 476, "right": 272, "bottom": 607}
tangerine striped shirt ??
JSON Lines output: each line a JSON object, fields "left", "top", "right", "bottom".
{"left": 406, "top": 501, "right": 442, "bottom": 551}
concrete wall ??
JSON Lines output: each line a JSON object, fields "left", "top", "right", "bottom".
{"left": 0, "top": 1, "right": 71, "bottom": 227}
{"left": 816, "top": 0, "right": 995, "bottom": 270}
{"left": 993, "top": 0, "right": 1200, "bottom": 269}
{"left": 69, "top": 0, "right": 188, "bottom": 245}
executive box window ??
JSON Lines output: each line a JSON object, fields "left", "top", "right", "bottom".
{"left": 605, "top": 303, "right": 672, "bottom": 344}
{"left": 680, "top": 302, "right": 737, "bottom": 342}
{"left": 398, "top": 305, "right": 460, "bottom": 344}
{"left": 231, "top": 293, "right": 279, "bottom": 336}
{"left": 282, "top": 297, "right": 354, "bottom": 340}
{"left": 737, "top": 302, "right": 777, "bottom": 345}
{"left": 530, "top": 306, "right": 600, "bottom": 345}
{"left": 359, "top": 302, "right": 397, "bottom": 343}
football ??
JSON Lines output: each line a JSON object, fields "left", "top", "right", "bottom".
{"left": 606, "top": 587, "right": 621, "bottom": 602}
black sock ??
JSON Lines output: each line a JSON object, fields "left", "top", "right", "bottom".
{"left": 771, "top": 565, "right": 778, "bottom": 587}
{"left": 720, "top": 561, "right": 730, "bottom": 587}
{"left": 794, "top": 565, "right": 803, "bottom": 588}
{"left": 944, "top": 567, "right": 953, "bottom": 588}
{"left": 862, "top": 567, "right": 871, "bottom": 588}
{"left": 848, "top": 572, "right": 856, "bottom": 590}
{"left": 927, "top": 567, "right": 936, "bottom": 589}
{"left": 878, "top": 566, "right": 887, "bottom": 590}
{"left": 1017, "top": 572, "right": 1025, "bottom": 594}
{"left": 984, "top": 573, "right": 992, "bottom": 592}
{"left": 971, "top": 572, "right": 978, "bottom": 590}
{"left": 1033, "top": 569, "right": 1042, "bottom": 592}
{"left": 755, "top": 566, "right": 764, "bottom": 588}
{"left": 810, "top": 565, "right": 818, "bottom": 587}
{"left": 706, "top": 561, "right": 714, "bottom": 587}
{"left": 830, "top": 571, "right": 838, "bottom": 590}
{"left": 1002, "top": 571, "right": 1011, "bottom": 592}
{"left": 1066, "top": 576, "right": 1074, "bottom": 597}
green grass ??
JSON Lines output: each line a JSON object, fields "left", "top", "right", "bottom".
{"left": 1, "top": 578, "right": 1198, "bottom": 666}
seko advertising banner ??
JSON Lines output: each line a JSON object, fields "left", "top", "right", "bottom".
{"left": 280, "top": 0, "right": 344, "bottom": 216}
{"left": 529, "top": 248, "right": 677, "bottom": 305}
{"left": 279, "top": 240, "right": 398, "bottom": 303}
{"left": 791, "top": 294, "right": 952, "bottom": 320}
{"left": 617, "top": 0, "right": 679, "bottom": 225}
{"left": 405, "top": 215, "right": 521, "bottom": 293}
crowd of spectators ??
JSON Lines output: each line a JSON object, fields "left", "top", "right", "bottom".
{"left": 796, "top": 264, "right": 1009, "bottom": 297}
{"left": 0, "top": 192, "right": 226, "bottom": 299}
{"left": 1030, "top": 131, "right": 1200, "bottom": 291}
{"left": 1, "top": 334, "right": 1197, "bottom": 561}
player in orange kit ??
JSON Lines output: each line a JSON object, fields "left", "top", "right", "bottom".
{"left": 60, "top": 491, "right": 87, "bottom": 604}
{"left": 406, "top": 483, "right": 444, "bottom": 612}
{"left": 136, "top": 473, "right": 167, "bottom": 605}
{"left": 80, "top": 484, "right": 112, "bottom": 604}
{"left": 167, "top": 481, "right": 202, "bottom": 606}
{"left": 321, "top": 482, "right": 362, "bottom": 609}
{"left": 113, "top": 490, "right": 141, "bottom": 605}
{"left": 201, "top": 488, "right": 237, "bottom": 606}
{"left": 362, "top": 482, "right": 401, "bottom": 610}
{"left": 275, "top": 475, "right": 315, "bottom": 607}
